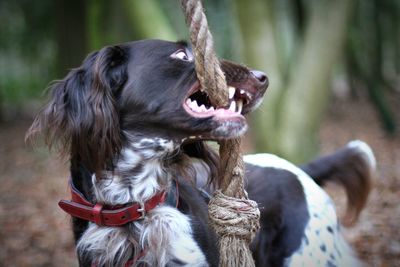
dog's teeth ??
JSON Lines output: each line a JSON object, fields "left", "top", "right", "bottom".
{"left": 228, "top": 86, "right": 236, "bottom": 99}
{"left": 236, "top": 100, "right": 243, "bottom": 114}
{"left": 228, "top": 101, "right": 236, "bottom": 112}
{"left": 189, "top": 100, "right": 198, "bottom": 111}
{"left": 199, "top": 104, "right": 207, "bottom": 112}
{"left": 240, "top": 89, "right": 245, "bottom": 95}
{"left": 208, "top": 106, "right": 215, "bottom": 112}
{"left": 186, "top": 99, "right": 191, "bottom": 105}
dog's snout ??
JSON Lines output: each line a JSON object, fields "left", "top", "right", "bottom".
{"left": 250, "top": 70, "right": 268, "bottom": 87}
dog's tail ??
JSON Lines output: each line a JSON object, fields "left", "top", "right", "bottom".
{"left": 300, "top": 140, "right": 376, "bottom": 226}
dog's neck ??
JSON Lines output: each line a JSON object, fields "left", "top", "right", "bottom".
{"left": 76, "top": 134, "right": 210, "bottom": 266}
{"left": 92, "top": 134, "right": 180, "bottom": 205}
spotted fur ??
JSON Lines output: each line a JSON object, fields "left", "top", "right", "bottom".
{"left": 244, "top": 143, "right": 372, "bottom": 267}
{"left": 28, "top": 39, "right": 372, "bottom": 267}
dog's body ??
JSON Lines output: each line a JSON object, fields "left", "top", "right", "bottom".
{"left": 244, "top": 142, "right": 374, "bottom": 267}
{"left": 28, "top": 40, "right": 374, "bottom": 267}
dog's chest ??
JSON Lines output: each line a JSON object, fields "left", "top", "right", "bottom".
{"left": 79, "top": 140, "right": 209, "bottom": 266}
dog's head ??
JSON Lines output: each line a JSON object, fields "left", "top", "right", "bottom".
{"left": 27, "top": 40, "right": 268, "bottom": 173}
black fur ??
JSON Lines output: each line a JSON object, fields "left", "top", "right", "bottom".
{"left": 246, "top": 166, "right": 309, "bottom": 267}
{"left": 28, "top": 39, "right": 371, "bottom": 266}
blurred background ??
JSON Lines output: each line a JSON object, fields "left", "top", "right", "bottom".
{"left": 0, "top": 0, "right": 399, "bottom": 266}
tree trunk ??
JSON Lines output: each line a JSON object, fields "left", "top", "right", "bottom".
{"left": 236, "top": 0, "right": 354, "bottom": 162}
{"left": 87, "top": 0, "right": 104, "bottom": 51}
{"left": 234, "top": 0, "right": 284, "bottom": 152}
{"left": 55, "top": 0, "right": 88, "bottom": 78}
{"left": 278, "top": 0, "right": 355, "bottom": 162}
{"left": 123, "top": 0, "right": 176, "bottom": 41}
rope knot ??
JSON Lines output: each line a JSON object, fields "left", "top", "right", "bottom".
{"left": 208, "top": 190, "right": 260, "bottom": 242}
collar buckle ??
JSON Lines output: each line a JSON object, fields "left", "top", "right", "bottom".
{"left": 137, "top": 203, "right": 146, "bottom": 219}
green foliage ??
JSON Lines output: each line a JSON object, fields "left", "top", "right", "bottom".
{"left": 346, "top": 0, "right": 398, "bottom": 133}
{"left": 0, "top": 0, "right": 56, "bottom": 107}
{"left": 233, "top": 0, "right": 399, "bottom": 161}
{"left": 0, "top": 0, "right": 397, "bottom": 146}
{"left": 0, "top": 0, "right": 55, "bottom": 58}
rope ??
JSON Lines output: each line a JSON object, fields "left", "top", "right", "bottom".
{"left": 180, "top": 1, "right": 260, "bottom": 266}
{"left": 180, "top": 0, "right": 228, "bottom": 106}
{"left": 208, "top": 190, "right": 260, "bottom": 266}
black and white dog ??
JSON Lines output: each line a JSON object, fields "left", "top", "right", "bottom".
{"left": 28, "top": 40, "right": 375, "bottom": 267}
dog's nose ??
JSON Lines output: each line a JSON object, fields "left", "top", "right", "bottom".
{"left": 250, "top": 70, "right": 268, "bottom": 87}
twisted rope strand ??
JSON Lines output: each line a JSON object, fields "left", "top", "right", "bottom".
{"left": 180, "top": 1, "right": 260, "bottom": 266}
{"left": 180, "top": 0, "right": 228, "bottom": 107}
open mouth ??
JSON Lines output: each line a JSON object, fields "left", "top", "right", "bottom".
{"left": 183, "top": 82, "right": 251, "bottom": 119}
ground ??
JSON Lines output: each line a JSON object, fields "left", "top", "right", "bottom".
{"left": 0, "top": 95, "right": 399, "bottom": 267}
{"left": 319, "top": 94, "right": 400, "bottom": 267}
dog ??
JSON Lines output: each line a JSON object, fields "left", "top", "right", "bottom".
{"left": 27, "top": 39, "right": 374, "bottom": 267}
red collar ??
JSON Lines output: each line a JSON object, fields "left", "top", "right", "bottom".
{"left": 58, "top": 179, "right": 178, "bottom": 226}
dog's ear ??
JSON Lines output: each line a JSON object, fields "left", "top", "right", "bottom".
{"left": 26, "top": 45, "right": 128, "bottom": 174}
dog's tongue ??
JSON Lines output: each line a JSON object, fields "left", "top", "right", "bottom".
{"left": 214, "top": 108, "right": 235, "bottom": 115}
{"left": 213, "top": 101, "right": 241, "bottom": 118}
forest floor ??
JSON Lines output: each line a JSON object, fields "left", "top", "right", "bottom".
{"left": 0, "top": 94, "right": 399, "bottom": 267}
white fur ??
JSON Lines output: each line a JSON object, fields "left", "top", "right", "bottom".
{"left": 213, "top": 121, "right": 248, "bottom": 139}
{"left": 347, "top": 140, "right": 376, "bottom": 172}
{"left": 244, "top": 153, "right": 363, "bottom": 267}
{"left": 77, "top": 224, "right": 136, "bottom": 266}
{"left": 117, "top": 147, "right": 142, "bottom": 170}
{"left": 140, "top": 206, "right": 207, "bottom": 266}
{"left": 77, "top": 137, "right": 207, "bottom": 267}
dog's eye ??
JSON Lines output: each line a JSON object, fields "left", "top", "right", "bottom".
{"left": 171, "top": 50, "right": 192, "bottom": 61}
